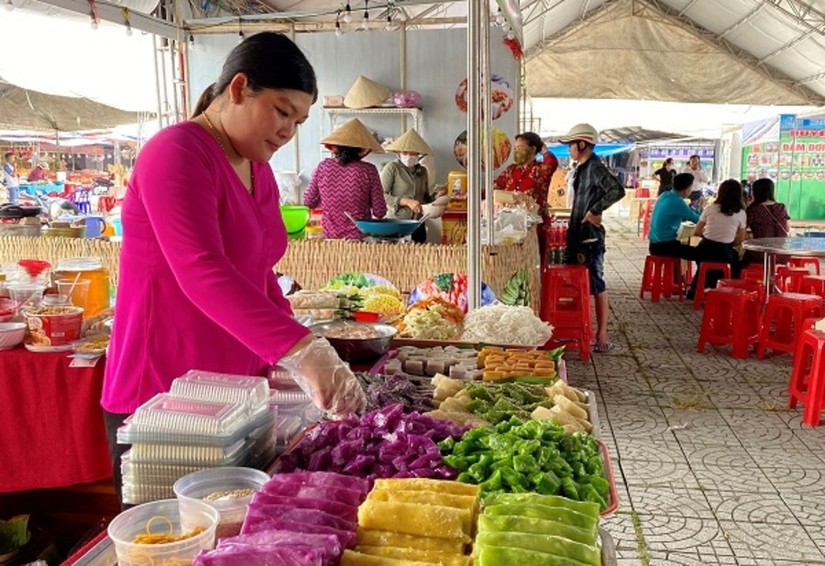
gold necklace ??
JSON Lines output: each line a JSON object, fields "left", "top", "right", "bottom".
{"left": 202, "top": 112, "right": 254, "bottom": 196}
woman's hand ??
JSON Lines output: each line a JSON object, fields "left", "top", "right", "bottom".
{"left": 279, "top": 337, "right": 367, "bottom": 418}
{"left": 400, "top": 197, "right": 423, "bottom": 214}
{"left": 434, "top": 185, "right": 448, "bottom": 198}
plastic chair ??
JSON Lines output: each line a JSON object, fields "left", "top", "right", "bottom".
{"left": 789, "top": 256, "right": 821, "bottom": 276}
{"left": 799, "top": 275, "right": 825, "bottom": 303}
{"left": 718, "top": 278, "right": 766, "bottom": 306}
{"left": 788, "top": 328, "right": 825, "bottom": 427}
{"left": 739, "top": 264, "right": 764, "bottom": 282}
{"left": 640, "top": 255, "right": 684, "bottom": 303}
{"left": 776, "top": 266, "right": 811, "bottom": 293}
{"left": 541, "top": 265, "right": 592, "bottom": 361}
{"left": 692, "top": 262, "right": 732, "bottom": 310}
{"left": 697, "top": 287, "right": 761, "bottom": 359}
{"left": 757, "top": 293, "right": 823, "bottom": 358}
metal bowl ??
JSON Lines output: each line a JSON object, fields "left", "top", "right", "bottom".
{"left": 309, "top": 321, "right": 397, "bottom": 363}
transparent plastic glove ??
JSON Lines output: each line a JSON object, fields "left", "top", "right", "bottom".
{"left": 279, "top": 337, "right": 367, "bottom": 418}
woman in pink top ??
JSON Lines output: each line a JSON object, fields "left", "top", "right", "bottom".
{"left": 103, "top": 33, "right": 365, "bottom": 503}
{"left": 303, "top": 118, "right": 387, "bottom": 239}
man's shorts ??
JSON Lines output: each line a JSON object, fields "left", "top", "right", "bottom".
{"left": 565, "top": 241, "right": 606, "bottom": 295}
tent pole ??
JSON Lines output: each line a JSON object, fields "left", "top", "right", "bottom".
{"left": 152, "top": 35, "right": 164, "bottom": 131}
{"left": 482, "top": 4, "right": 495, "bottom": 248}
{"left": 467, "top": 0, "right": 482, "bottom": 311}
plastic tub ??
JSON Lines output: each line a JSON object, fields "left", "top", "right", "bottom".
{"left": 22, "top": 305, "right": 84, "bottom": 351}
{"left": 6, "top": 284, "right": 45, "bottom": 314}
{"left": 174, "top": 467, "right": 270, "bottom": 539}
{"left": 108, "top": 498, "right": 218, "bottom": 566}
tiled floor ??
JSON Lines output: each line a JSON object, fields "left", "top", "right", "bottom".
{"left": 565, "top": 214, "right": 825, "bottom": 565}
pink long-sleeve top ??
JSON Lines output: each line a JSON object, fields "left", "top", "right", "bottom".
{"left": 302, "top": 158, "right": 387, "bottom": 240}
{"left": 102, "top": 122, "right": 310, "bottom": 414}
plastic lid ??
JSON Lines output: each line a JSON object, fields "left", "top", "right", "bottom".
{"left": 170, "top": 371, "right": 269, "bottom": 415}
{"left": 56, "top": 257, "right": 103, "bottom": 271}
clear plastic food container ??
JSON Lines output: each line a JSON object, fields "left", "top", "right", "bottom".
{"left": 126, "top": 438, "right": 249, "bottom": 467}
{"left": 108, "top": 498, "right": 218, "bottom": 565}
{"left": 170, "top": 371, "right": 270, "bottom": 415}
{"left": 121, "top": 482, "right": 176, "bottom": 506}
{"left": 174, "top": 467, "right": 270, "bottom": 539}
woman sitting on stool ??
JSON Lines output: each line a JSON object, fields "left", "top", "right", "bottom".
{"left": 688, "top": 179, "right": 747, "bottom": 298}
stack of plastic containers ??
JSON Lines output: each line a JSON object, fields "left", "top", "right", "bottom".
{"left": 118, "top": 372, "right": 278, "bottom": 505}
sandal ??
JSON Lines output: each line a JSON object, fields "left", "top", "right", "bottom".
{"left": 593, "top": 341, "right": 614, "bottom": 353}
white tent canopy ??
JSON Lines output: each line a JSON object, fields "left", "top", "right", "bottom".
{"left": 0, "top": 7, "right": 158, "bottom": 112}
{"left": 191, "top": 0, "right": 825, "bottom": 107}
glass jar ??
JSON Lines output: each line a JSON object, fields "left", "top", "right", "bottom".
{"left": 55, "top": 257, "right": 110, "bottom": 318}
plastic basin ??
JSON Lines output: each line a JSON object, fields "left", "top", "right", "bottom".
{"left": 0, "top": 322, "right": 26, "bottom": 350}
{"left": 280, "top": 206, "right": 310, "bottom": 235}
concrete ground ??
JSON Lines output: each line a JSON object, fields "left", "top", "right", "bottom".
{"left": 565, "top": 213, "right": 825, "bottom": 565}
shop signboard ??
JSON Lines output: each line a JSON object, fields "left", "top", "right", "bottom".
{"left": 743, "top": 114, "right": 825, "bottom": 220}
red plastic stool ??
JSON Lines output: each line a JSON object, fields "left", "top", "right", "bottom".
{"left": 697, "top": 287, "right": 761, "bottom": 358}
{"left": 757, "top": 293, "right": 824, "bottom": 358}
{"left": 789, "top": 256, "right": 821, "bottom": 276}
{"left": 739, "top": 264, "right": 764, "bottom": 282}
{"left": 800, "top": 275, "right": 825, "bottom": 303}
{"left": 641, "top": 201, "right": 655, "bottom": 240}
{"left": 541, "top": 265, "right": 592, "bottom": 361}
{"left": 692, "top": 262, "right": 732, "bottom": 310}
{"left": 719, "top": 278, "right": 766, "bottom": 305}
{"left": 776, "top": 266, "right": 810, "bottom": 293}
{"left": 788, "top": 328, "right": 825, "bottom": 427}
{"left": 640, "top": 255, "right": 685, "bottom": 303}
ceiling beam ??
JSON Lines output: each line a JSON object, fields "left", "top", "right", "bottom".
{"left": 678, "top": 0, "right": 699, "bottom": 17}
{"left": 758, "top": 22, "right": 825, "bottom": 63}
{"left": 718, "top": 1, "right": 770, "bottom": 39}
{"left": 32, "top": 0, "right": 178, "bottom": 38}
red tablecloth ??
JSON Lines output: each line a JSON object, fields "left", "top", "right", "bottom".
{"left": 0, "top": 347, "right": 111, "bottom": 492}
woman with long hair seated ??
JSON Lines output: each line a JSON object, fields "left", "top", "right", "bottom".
{"left": 689, "top": 179, "right": 747, "bottom": 297}
{"left": 743, "top": 178, "right": 790, "bottom": 266}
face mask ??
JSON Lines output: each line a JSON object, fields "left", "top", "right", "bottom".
{"left": 399, "top": 155, "right": 419, "bottom": 167}
{"left": 513, "top": 149, "right": 529, "bottom": 165}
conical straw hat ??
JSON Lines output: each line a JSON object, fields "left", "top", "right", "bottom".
{"left": 384, "top": 128, "right": 432, "bottom": 156}
{"left": 321, "top": 118, "right": 384, "bottom": 152}
{"left": 344, "top": 76, "right": 391, "bottom": 109}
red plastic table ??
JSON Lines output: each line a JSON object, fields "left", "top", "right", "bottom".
{"left": 0, "top": 347, "right": 111, "bottom": 492}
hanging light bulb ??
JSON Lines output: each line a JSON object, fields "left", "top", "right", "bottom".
{"left": 342, "top": 2, "right": 352, "bottom": 23}
{"left": 238, "top": 17, "right": 245, "bottom": 42}
{"left": 335, "top": 20, "right": 343, "bottom": 36}
{"left": 4, "top": 0, "right": 14, "bottom": 12}
{"left": 506, "top": 30, "right": 515, "bottom": 40}
{"left": 495, "top": 8, "right": 505, "bottom": 26}
{"left": 123, "top": 8, "right": 132, "bottom": 35}
{"left": 126, "top": 23, "right": 132, "bottom": 35}
{"left": 501, "top": 22, "right": 510, "bottom": 33}
{"left": 188, "top": 33, "right": 195, "bottom": 45}
{"left": 385, "top": 14, "right": 394, "bottom": 31}
{"left": 90, "top": 17, "right": 99, "bottom": 30}
{"left": 360, "top": 0, "right": 369, "bottom": 31}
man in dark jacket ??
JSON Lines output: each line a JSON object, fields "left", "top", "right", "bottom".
{"left": 558, "top": 124, "right": 626, "bottom": 353}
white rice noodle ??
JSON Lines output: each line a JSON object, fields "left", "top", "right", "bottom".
{"left": 461, "top": 305, "right": 553, "bottom": 346}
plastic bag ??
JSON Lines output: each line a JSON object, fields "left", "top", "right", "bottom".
{"left": 275, "top": 170, "right": 304, "bottom": 206}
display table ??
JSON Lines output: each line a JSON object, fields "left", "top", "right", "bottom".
{"left": 743, "top": 237, "right": 825, "bottom": 301}
{"left": 0, "top": 347, "right": 111, "bottom": 492}
{"left": 0, "top": 231, "right": 541, "bottom": 313}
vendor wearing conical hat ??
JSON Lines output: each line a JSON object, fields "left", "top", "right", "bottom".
{"left": 380, "top": 128, "right": 444, "bottom": 244}
{"left": 303, "top": 118, "right": 387, "bottom": 240}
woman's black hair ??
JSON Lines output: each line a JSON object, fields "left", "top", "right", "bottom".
{"left": 192, "top": 32, "right": 317, "bottom": 117}
{"left": 515, "top": 132, "right": 544, "bottom": 154}
{"left": 716, "top": 179, "right": 744, "bottom": 216}
{"left": 750, "top": 178, "right": 776, "bottom": 206}
{"left": 334, "top": 145, "right": 364, "bottom": 166}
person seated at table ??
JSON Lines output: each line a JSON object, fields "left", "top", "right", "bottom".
{"left": 303, "top": 118, "right": 387, "bottom": 240}
{"left": 743, "top": 178, "right": 790, "bottom": 266}
{"left": 649, "top": 172, "right": 700, "bottom": 260}
{"left": 688, "top": 179, "right": 747, "bottom": 298}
